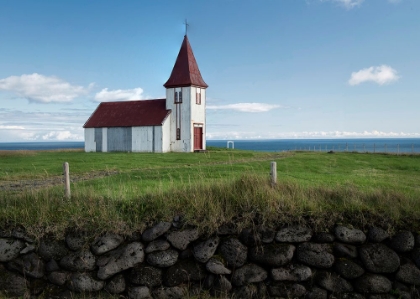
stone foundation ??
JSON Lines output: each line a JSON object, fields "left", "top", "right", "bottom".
{"left": 1, "top": 223, "right": 420, "bottom": 298}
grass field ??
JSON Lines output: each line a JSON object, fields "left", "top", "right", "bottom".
{"left": 1, "top": 147, "right": 419, "bottom": 238}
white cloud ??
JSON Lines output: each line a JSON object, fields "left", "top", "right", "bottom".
{"left": 207, "top": 103, "right": 281, "bottom": 113}
{"left": 0, "top": 125, "right": 25, "bottom": 130}
{"left": 0, "top": 73, "right": 88, "bottom": 103}
{"left": 349, "top": 65, "right": 400, "bottom": 86}
{"left": 40, "top": 130, "right": 83, "bottom": 141}
{"left": 94, "top": 87, "right": 145, "bottom": 102}
{"left": 321, "top": 0, "right": 364, "bottom": 9}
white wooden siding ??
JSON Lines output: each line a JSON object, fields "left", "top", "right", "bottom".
{"left": 161, "top": 118, "right": 171, "bottom": 152}
{"left": 84, "top": 128, "right": 96, "bottom": 152}
{"left": 190, "top": 87, "right": 206, "bottom": 150}
{"left": 132, "top": 126, "right": 153, "bottom": 152}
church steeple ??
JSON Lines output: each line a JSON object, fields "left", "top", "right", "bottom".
{"left": 163, "top": 35, "right": 208, "bottom": 88}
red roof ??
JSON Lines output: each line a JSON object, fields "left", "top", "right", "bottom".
{"left": 83, "top": 99, "right": 170, "bottom": 128}
{"left": 164, "top": 35, "right": 208, "bottom": 88}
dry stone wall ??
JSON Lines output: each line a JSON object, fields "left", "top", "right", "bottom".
{"left": 1, "top": 223, "right": 420, "bottom": 298}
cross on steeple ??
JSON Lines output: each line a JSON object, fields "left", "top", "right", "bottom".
{"left": 184, "top": 19, "right": 189, "bottom": 36}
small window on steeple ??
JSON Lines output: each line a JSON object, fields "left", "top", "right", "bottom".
{"left": 174, "top": 88, "right": 182, "bottom": 104}
{"left": 196, "top": 88, "right": 201, "bottom": 105}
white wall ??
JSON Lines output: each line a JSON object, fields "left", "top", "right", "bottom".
{"left": 132, "top": 126, "right": 153, "bottom": 152}
{"left": 190, "top": 87, "right": 206, "bottom": 150}
{"left": 161, "top": 117, "right": 171, "bottom": 153}
{"left": 166, "top": 87, "right": 192, "bottom": 152}
{"left": 84, "top": 128, "right": 96, "bottom": 152}
{"left": 102, "top": 127, "right": 108, "bottom": 152}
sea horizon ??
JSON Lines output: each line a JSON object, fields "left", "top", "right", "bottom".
{"left": 1, "top": 138, "right": 420, "bottom": 153}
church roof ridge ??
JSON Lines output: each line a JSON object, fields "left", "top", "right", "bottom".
{"left": 163, "top": 35, "right": 208, "bottom": 88}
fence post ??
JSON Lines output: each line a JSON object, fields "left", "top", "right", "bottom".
{"left": 63, "top": 162, "right": 71, "bottom": 199}
{"left": 270, "top": 162, "right": 277, "bottom": 186}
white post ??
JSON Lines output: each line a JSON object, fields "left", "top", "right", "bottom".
{"left": 270, "top": 161, "right": 277, "bottom": 186}
{"left": 63, "top": 162, "right": 71, "bottom": 199}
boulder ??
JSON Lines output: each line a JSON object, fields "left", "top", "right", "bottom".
{"left": 130, "top": 264, "right": 162, "bottom": 287}
{"left": 164, "top": 259, "right": 206, "bottom": 287}
{"left": 152, "top": 286, "right": 185, "bottom": 299}
{"left": 7, "top": 252, "right": 45, "bottom": 278}
{"left": 354, "top": 274, "right": 392, "bottom": 294}
{"left": 48, "top": 271, "right": 69, "bottom": 286}
{"left": 315, "top": 271, "right": 353, "bottom": 293}
{"left": 305, "top": 287, "right": 328, "bottom": 299}
{"left": 395, "top": 263, "right": 420, "bottom": 285}
{"left": 334, "top": 258, "right": 365, "bottom": 279}
{"left": 296, "top": 243, "right": 334, "bottom": 268}
{"left": 91, "top": 233, "right": 124, "bottom": 255}
{"left": 211, "top": 275, "right": 232, "bottom": 296}
{"left": 233, "top": 284, "right": 259, "bottom": 299}
{"left": 335, "top": 226, "right": 366, "bottom": 244}
{"left": 388, "top": 231, "right": 415, "bottom": 253}
{"left": 105, "top": 273, "right": 126, "bottom": 294}
{"left": 128, "top": 286, "right": 152, "bottom": 299}
{"left": 276, "top": 226, "right": 313, "bottom": 243}
{"left": 60, "top": 249, "right": 96, "bottom": 271}
{"left": 206, "top": 257, "right": 231, "bottom": 275}
{"left": 97, "top": 242, "right": 144, "bottom": 280}
{"left": 268, "top": 282, "right": 306, "bottom": 298}
{"left": 65, "top": 232, "right": 86, "bottom": 251}
{"left": 145, "top": 239, "right": 171, "bottom": 253}
{"left": 367, "top": 227, "right": 389, "bottom": 243}
{"left": 39, "top": 239, "right": 69, "bottom": 261}
{"left": 166, "top": 228, "right": 199, "bottom": 250}
{"left": 0, "top": 238, "right": 25, "bottom": 262}
{"left": 271, "top": 264, "right": 312, "bottom": 281}
{"left": 142, "top": 222, "right": 172, "bottom": 242}
{"left": 312, "top": 232, "right": 335, "bottom": 243}
{"left": 146, "top": 249, "right": 179, "bottom": 268}
{"left": 45, "top": 259, "right": 60, "bottom": 272}
{"left": 334, "top": 243, "right": 358, "bottom": 258}
{"left": 359, "top": 243, "right": 400, "bottom": 273}
{"left": 20, "top": 244, "right": 36, "bottom": 254}
{"left": 67, "top": 273, "right": 104, "bottom": 292}
{"left": 231, "top": 263, "right": 268, "bottom": 286}
{"left": 249, "top": 243, "right": 295, "bottom": 267}
{"left": 193, "top": 236, "right": 219, "bottom": 263}
{"left": 0, "top": 265, "right": 28, "bottom": 297}
{"left": 240, "top": 228, "right": 275, "bottom": 245}
{"left": 219, "top": 238, "right": 248, "bottom": 268}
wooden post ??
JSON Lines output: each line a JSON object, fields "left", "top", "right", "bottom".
{"left": 270, "top": 162, "right": 277, "bottom": 186}
{"left": 63, "top": 162, "right": 71, "bottom": 199}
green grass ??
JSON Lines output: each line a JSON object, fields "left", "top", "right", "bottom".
{"left": 1, "top": 148, "right": 419, "bottom": 238}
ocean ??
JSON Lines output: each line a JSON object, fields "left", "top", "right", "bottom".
{"left": 0, "top": 138, "right": 419, "bottom": 153}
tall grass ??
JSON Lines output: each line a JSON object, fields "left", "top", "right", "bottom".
{"left": 1, "top": 170, "right": 419, "bottom": 239}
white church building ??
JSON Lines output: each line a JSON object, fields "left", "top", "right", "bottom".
{"left": 83, "top": 35, "right": 208, "bottom": 153}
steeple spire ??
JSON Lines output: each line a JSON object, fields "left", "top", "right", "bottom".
{"left": 163, "top": 35, "right": 208, "bottom": 88}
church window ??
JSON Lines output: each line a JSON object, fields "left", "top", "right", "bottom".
{"left": 196, "top": 88, "right": 201, "bottom": 105}
{"left": 174, "top": 88, "right": 182, "bottom": 104}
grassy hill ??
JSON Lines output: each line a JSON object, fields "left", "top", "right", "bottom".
{"left": 1, "top": 148, "right": 419, "bottom": 238}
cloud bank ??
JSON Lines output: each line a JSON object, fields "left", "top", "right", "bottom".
{"left": 349, "top": 65, "right": 399, "bottom": 86}
{"left": 0, "top": 73, "right": 88, "bottom": 103}
{"left": 207, "top": 103, "right": 281, "bottom": 112}
{"left": 94, "top": 88, "right": 145, "bottom": 102}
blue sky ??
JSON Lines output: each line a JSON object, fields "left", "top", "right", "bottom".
{"left": 0, "top": 0, "right": 419, "bottom": 142}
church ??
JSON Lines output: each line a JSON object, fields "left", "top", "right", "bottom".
{"left": 83, "top": 35, "right": 208, "bottom": 153}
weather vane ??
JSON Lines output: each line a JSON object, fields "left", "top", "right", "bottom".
{"left": 184, "top": 19, "right": 189, "bottom": 35}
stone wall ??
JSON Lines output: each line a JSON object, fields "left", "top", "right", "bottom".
{"left": 1, "top": 223, "right": 420, "bottom": 298}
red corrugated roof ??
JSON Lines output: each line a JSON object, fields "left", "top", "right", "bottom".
{"left": 164, "top": 35, "right": 208, "bottom": 88}
{"left": 83, "top": 99, "right": 170, "bottom": 128}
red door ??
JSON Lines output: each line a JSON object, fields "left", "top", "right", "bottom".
{"left": 194, "top": 127, "right": 203, "bottom": 150}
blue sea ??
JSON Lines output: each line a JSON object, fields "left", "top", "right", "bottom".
{"left": 0, "top": 139, "right": 419, "bottom": 153}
